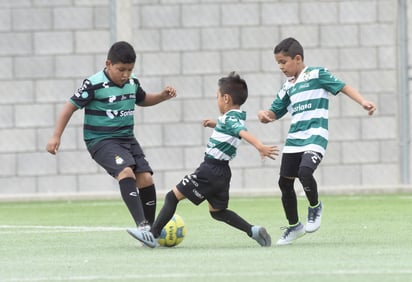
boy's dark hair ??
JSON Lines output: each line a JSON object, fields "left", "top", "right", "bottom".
{"left": 274, "top": 37, "right": 304, "bottom": 60}
{"left": 107, "top": 41, "right": 136, "bottom": 64}
{"left": 218, "top": 71, "right": 248, "bottom": 106}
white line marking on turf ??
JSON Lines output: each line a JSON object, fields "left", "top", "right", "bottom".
{"left": 2, "top": 269, "right": 412, "bottom": 281}
{"left": 0, "top": 225, "right": 125, "bottom": 234}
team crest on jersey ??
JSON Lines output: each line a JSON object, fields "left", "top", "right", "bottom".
{"left": 115, "top": 155, "right": 124, "bottom": 165}
{"left": 303, "top": 70, "right": 311, "bottom": 81}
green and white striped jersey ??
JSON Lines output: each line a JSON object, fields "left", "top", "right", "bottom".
{"left": 270, "top": 66, "right": 345, "bottom": 155}
{"left": 70, "top": 70, "right": 146, "bottom": 150}
{"left": 205, "top": 109, "right": 247, "bottom": 161}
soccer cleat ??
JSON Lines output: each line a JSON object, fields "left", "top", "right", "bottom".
{"left": 306, "top": 202, "right": 323, "bottom": 233}
{"left": 251, "top": 226, "right": 271, "bottom": 247}
{"left": 127, "top": 228, "right": 158, "bottom": 248}
{"left": 276, "top": 222, "right": 305, "bottom": 246}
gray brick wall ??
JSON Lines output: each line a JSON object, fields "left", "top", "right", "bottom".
{"left": 0, "top": 0, "right": 410, "bottom": 198}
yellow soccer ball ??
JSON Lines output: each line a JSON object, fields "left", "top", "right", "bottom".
{"left": 157, "top": 214, "right": 186, "bottom": 247}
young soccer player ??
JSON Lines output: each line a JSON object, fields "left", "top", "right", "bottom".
{"left": 127, "top": 72, "right": 279, "bottom": 248}
{"left": 46, "top": 41, "right": 176, "bottom": 231}
{"left": 258, "top": 37, "right": 376, "bottom": 245}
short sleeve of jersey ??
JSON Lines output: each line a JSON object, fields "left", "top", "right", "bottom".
{"left": 134, "top": 78, "right": 146, "bottom": 105}
{"left": 269, "top": 83, "right": 291, "bottom": 119}
{"left": 224, "top": 114, "right": 247, "bottom": 137}
{"left": 70, "top": 79, "right": 94, "bottom": 109}
{"left": 318, "top": 68, "right": 345, "bottom": 95}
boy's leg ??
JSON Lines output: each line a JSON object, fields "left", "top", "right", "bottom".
{"left": 138, "top": 184, "right": 156, "bottom": 225}
{"left": 298, "top": 151, "right": 323, "bottom": 233}
{"left": 119, "top": 177, "right": 146, "bottom": 226}
{"left": 210, "top": 209, "right": 252, "bottom": 235}
{"left": 131, "top": 138, "right": 157, "bottom": 225}
{"left": 150, "top": 190, "right": 179, "bottom": 238}
{"left": 278, "top": 153, "right": 302, "bottom": 225}
{"left": 298, "top": 165, "right": 323, "bottom": 233}
{"left": 210, "top": 209, "right": 271, "bottom": 247}
{"left": 298, "top": 166, "right": 318, "bottom": 206}
{"left": 127, "top": 190, "right": 179, "bottom": 248}
{"left": 278, "top": 176, "right": 298, "bottom": 225}
{"left": 298, "top": 151, "right": 322, "bottom": 206}
{"left": 276, "top": 176, "right": 305, "bottom": 245}
{"left": 90, "top": 140, "right": 152, "bottom": 229}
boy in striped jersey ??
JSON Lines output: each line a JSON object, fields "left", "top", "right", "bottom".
{"left": 46, "top": 41, "right": 176, "bottom": 232}
{"left": 127, "top": 72, "right": 279, "bottom": 248}
{"left": 258, "top": 37, "right": 376, "bottom": 245}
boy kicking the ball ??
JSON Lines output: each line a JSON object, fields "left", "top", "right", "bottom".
{"left": 128, "top": 72, "right": 279, "bottom": 248}
{"left": 258, "top": 37, "right": 376, "bottom": 245}
{"left": 46, "top": 41, "right": 176, "bottom": 231}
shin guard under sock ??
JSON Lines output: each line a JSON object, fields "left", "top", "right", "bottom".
{"left": 278, "top": 176, "right": 299, "bottom": 225}
{"left": 119, "top": 177, "right": 145, "bottom": 226}
{"left": 210, "top": 209, "right": 253, "bottom": 236}
{"left": 138, "top": 184, "right": 156, "bottom": 225}
{"left": 151, "top": 190, "right": 178, "bottom": 238}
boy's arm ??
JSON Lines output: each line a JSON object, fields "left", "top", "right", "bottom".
{"left": 46, "top": 102, "right": 78, "bottom": 155}
{"left": 239, "top": 130, "right": 279, "bottom": 160}
{"left": 257, "top": 110, "right": 276, "bottom": 123}
{"left": 138, "top": 86, "right": 176, "bottom": 107}
{"left": 341, "top": 85, "right": 376, "bottom": 116}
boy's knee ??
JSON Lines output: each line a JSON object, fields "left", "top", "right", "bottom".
{"left": 278, "top": 176, "right": 294, "bottom": 193}
{"left": 210, "top": 209, "right": 224, "bottom": 221}
{"left": 164, "top": 190, "right": 179, "bottom": 205}
{"left": 117, "top": 167, "right": 135, "bottom": 180}
{"left": 135, "top": 171, "right": 154, "bottom": 187}
{"left": 298, "top": 166, "right": 314, "bottom": 182}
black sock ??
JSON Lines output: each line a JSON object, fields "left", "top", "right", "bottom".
{"left": 298, "top": 166, "right": 319, "bottom": 207}
{"left": 151, "top": 190, "right": 179, "bottom": 238}
{"left": 210, "top": 209, "right": 253, "bottom": 236}
{"left": 278, "top": 176, "right": 299, "bottom": 225}
{"left": 119, "top": 178, "right": 145, "bottom": 226}
{"left": 139, "top": 184, "right": 156, "bottom": 225}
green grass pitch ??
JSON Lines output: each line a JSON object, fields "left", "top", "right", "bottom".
{"left": 0, "top": 194, "right": 411, "bottom": 282}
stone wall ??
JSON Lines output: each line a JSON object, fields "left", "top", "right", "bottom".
{"left": 0, "top": 0, "right": 410, "bottom": 198}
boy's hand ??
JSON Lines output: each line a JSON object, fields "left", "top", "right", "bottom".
{"left": 46, "top": 137, "right": 60, "bottom": 155}
{"left": 362, "top": 101, "right": 376, "bottom": 116}
{"left": 162, "top": 86, "right": 177, "bottom": 100}
{"left": 259, "top": 145, "right": 279, "bottom": 160}
{"left": 257, "top": 110, "right": 275, "bottom": 123}
{"left": 202, "top": 119, "right": 216, "bottom": 128}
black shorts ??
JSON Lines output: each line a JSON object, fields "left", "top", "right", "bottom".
{"left": 176, "top": 157, "right": 231, "bottom": 210}
{"left": 89, "top": 138, "right": 153, "bottom": 178}
{"left": 280, "top": 151, "right": 323, "bottom": 178}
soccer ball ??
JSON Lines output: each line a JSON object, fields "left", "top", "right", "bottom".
{"left": 157, "top": 214, "right": 186, "bottom": 247}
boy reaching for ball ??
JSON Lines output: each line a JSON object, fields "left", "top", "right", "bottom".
{"left": 46, "top": 41, "right": 176, "bottom": 232}
{"left": 127, "top": 72, "right": 279, "bottom": 248}
{"left": 258, "top": 37, "right": 376, "bottom": 245}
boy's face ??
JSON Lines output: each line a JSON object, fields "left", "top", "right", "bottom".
{"left": 216, "top": 89, "right": 227, "bottom": 114}
{"left": 105, "top": 60, "right": 135, "bottom": 86}
{"left": 274, "top": 52, "right": 302, "bottom": 79}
